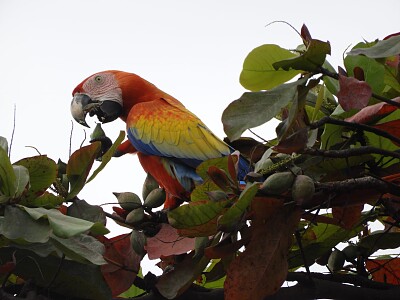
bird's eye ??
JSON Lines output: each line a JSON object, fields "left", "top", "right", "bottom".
{"left": 94, "top": 75, "right": 102, "bottom": 83}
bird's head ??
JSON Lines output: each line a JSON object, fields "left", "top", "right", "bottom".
{"left": 71, "top": 70, "right": 157, "bottom": 127}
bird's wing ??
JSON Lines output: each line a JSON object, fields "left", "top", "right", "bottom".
{"left": 126, "top": 97, "right": 230, "bottom": 167}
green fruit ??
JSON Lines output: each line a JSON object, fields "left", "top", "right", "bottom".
{"left": 328, "top": 249, "right": 346, "bottom": 272}
{"left": 130, "top": 229, "right": 147, "bottom": 256}
{"left": 90, "top": 123, "right": 106, "bottom": 140}
{"left": 292, "top": 175, "right": 315, "bottom": 205}
{"left": 57, "top": 159, "right": 67, "bottom": 176}
{"left": 126, "top": 207, "right": 145, "bottom": 224}
{"left": 142, "top": 173, "right": 159, "bottom": 200}
{"left": 342, "top": 245, "right": 358, "bottom": 261}
{"left": 113, "top": 192, "right": 142, "bottom": 211}
{"left": 144, "top": 188, "right": 166, "bottom": 208}
{"left": 260, "top": 172, "right": 295, "bottom": 194}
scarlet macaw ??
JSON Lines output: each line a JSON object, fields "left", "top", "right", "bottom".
{"left": 71, "top": 71, "right": 249, "bottom": 208}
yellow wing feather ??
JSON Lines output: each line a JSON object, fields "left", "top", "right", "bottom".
{"left": 127, "top": 97, "right": 230, "bottom": 162}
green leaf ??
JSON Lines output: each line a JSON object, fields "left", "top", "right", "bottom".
{"left": 0, "top": 247, "right": 112, "bottom": 300}
{"left": 344, "top": 55, "right": 385, "bottom": 94}
{"left": 384, "top": 69, "right": 400, "bottom": 93}
{"left": 50, "top": 234, "right": 107, "bottom": 265}
{"left": 0, "top": 206, "right": 51, "bottom": 243}
{"left": 289, "top": 221, "right": 363, "bottom": 269}
{"left": 222, "top": 77, "right": 308, "bottom": 141}
{"left": 365, "top": 109, "right": 400, "bottom": 167}
{"left": 0, "top": 146, "right": 16, "bottom": 198}
{"left": 240, "top": 44, "right": 301, "bottom": 91}
{"left": 118, "top": 269, "right": 145, "bottom": 298}
{"left": 218, "top": 183, "right": 258, "bottom": 230}
{"left": 67, "top": 199, "right": 106, "bottom": 225}
{"left": 14, "top": 155, "right": 57, "bottom": 200}
{"left": 21, "top": 206, "right": 109, "bottom": 238}
{"left": 196, "top": 156, "right": 233, "bottom": 182}
{"left": 11, "top": 240, "right": 57, "bottom": 257}
{"left": 86, "top": 130, "right": 125, "bottom": 183}
{"left": 358, "top": 232, "right": 400, "bottom": 255}
{"left": 168, "top": 200, "right": 228, "bottom": 237}
{"left": 0, "top": 136, "right": 8, "bottom": 153}
{"left": 322, "top": 60, "right": 339, "bottom": 95}
{"left": 12, "top": 165, "right": 29, "bottom": 198}
{"left": 20, "top": 191, "right": 64, "bottom": 208}
{"left": 66, "top": 142, "right": 101, "bottom": 200}
{"left": 273, "top": 39, "right": 331, "bottom": 72}
{"left": 347, "top": 35, "right": 400, "bottom": 58}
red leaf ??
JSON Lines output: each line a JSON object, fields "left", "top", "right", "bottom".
{"left": 0, "top": 261, "right": 15, "bottom": 275}
{"left": 332, "top": 204, "right": 364, "bottom": 230}
{"left": 224, "top": 198, "right": 300, "bottom": 299}
{"left": 99, "top": 234, "right": 142, "bottom": 297}
{"left": 207, "top": 166, "right": 233, "bottom": 191}
{"left": 353, "top": 66, "right": 365, "bottom": 81}
{"left": 345, "top": 97, "right": 400, "bottom": 124}
{"left": 112, "top": 206, "right": 129, "bottom": 218}
{"left": 384, "top": 32, "right": 400, "bottom": 40}
{"left": 373, "top": 120, "right": 400, "bottom": 146}
{"left": 366, "top": 258, "right": 400, "bottom": 285}
{"left": 145, "top": 224, "right": 195, "bottom": 260}
{"left": 58, "top": 205, "right": 68, "bottom": 215}
{"left": 337, "top": 75, "right": 372, "bottom": 111}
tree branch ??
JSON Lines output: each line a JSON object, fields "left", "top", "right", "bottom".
{"left": 302, "top": 146, "right": 400, "bottom": 160}
{"left": 309, "top": 116, "right": 400, "bottom": 146}
{"left": 315, "top": 176, "right": 400, "bottom": 197}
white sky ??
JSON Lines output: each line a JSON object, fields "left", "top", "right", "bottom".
{"left": 1, "top": 0, "right": 399, "bottom": 274}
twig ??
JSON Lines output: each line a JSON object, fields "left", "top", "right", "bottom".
{"left": 69, "top": 120, "right": 73, "bottom": 157}
{"left": 46, "top": 254, "right": 65, "bottom": 289}
{"left": 24, "top": 145, "right": 41, "bottom": 155}
{"left": 104, "top": 211, "right": 128, "bottom": 224}
{"left": 294, "top": 231, "right": 314, "bottom": 286}
{"left": 310, "top": 116, "right": 400, "bottom": 145}
{"left": 8, "top": 104, "right": 16, "bottom": 158}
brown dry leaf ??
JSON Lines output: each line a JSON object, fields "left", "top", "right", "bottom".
{"left": 224, "top": 198, "right": 300, "bottom": 299}
{"left": 332, "top": 204, "right": 364, "bottom": 230}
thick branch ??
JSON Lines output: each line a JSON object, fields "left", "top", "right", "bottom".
{"left": 302, "top": 146, "right": 400, "bottom": 160}
{"left": 315, "top": 176, "right": 400, "bottom": 197}
{"left": 119, "top": 272, "right": 400, "bottom": 300}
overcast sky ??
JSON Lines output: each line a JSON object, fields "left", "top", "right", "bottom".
{"left": 1, "top": 0, "right": 399, "bottom": 273}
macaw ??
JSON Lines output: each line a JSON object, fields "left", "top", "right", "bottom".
{"left": 70, "top": 70, "right": 249, "bottom": 208}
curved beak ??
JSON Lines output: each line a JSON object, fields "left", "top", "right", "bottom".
{"left": 71, "top": 93, "right": 92, "bottom": 127}
{"left": 71, "top": 93, "right": 123, "bottom": 127}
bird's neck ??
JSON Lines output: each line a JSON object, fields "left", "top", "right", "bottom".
{"left": 116, "top": 72, "right": 170, "bottom": 122}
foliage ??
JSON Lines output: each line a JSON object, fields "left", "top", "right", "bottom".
{"left": 1, "top": 25, "right": 400, "bottom": 300}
